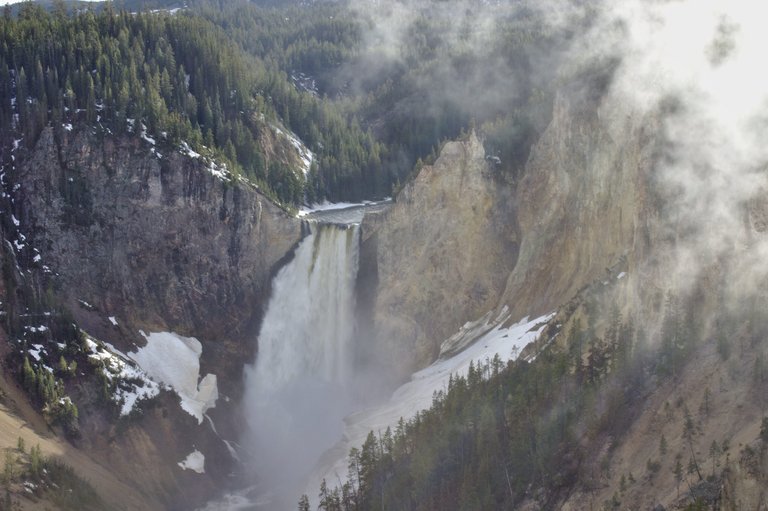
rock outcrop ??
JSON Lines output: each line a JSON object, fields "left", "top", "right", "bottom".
{"left": 16, "top": 127, "right": 301, "bottom": 386}
{"left": 361, "top": 72, "right": 661, "bottom": 379}
{"left": 360, "top": 132, "right": 518, "bottom": 377}
{"left": 7, "top": 126, "right": 303, "bottom": 508}
{"left": 500, "top": 83, "right": 660, "bottom": 319}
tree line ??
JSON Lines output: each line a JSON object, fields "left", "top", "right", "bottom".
{"left": 0, "top": 2, "right": 390, "bottom": 205}
{"left": 304, "top": 285, "right": 768, "bottom": 510}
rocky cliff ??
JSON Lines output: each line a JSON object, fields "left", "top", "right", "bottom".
{"left": 3, "top": 125, "right": 303, "bottom": 508}
{"left": 358, "top": 63, "right": 768, "bottom": 509}
{"left": 360, "top": 132, "right": 518, "bottom": 377}
{"left": 15, "top": 126, "right": 301, "bottom": 388}
{"left": 499, "top": 78, "right": 660, "bottom": 319}
{"left": 361, "top": 71, "right": 660, "bottom": 376}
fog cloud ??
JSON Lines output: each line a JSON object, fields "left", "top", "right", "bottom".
{"left": 597, "top": 0, "right": 768, "bottom": 300}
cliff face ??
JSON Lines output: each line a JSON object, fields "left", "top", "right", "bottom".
{"left": 361, "top": 77, "right": 660, "bottom": 375}
{"left": 6, "top": 126, "right": 303, "bottom": 508}
{"left": 358, "top": 70, "right": 768, "bottom": 509}
{"left": 360, "top": 133, "right": 518, "bottom": 377}
{"left": 500, "top": 84, "right": 660, "bottom": 319}
{"left": 16, "top": 127, "right": 301, "bottom": 384}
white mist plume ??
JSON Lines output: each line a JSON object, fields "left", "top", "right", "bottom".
{"left": 594, "top": 0, "right": 768, "bottom": 296}
{"left": 340, "top": 0, "right": 578, "bottom": 125}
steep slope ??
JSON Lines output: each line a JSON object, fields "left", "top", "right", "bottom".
{"left": 2, "top": 124, "right": 303, "bottom": 509}
{"left": 14, "top": 126, "right": 301, "bottom": 392}
{"left": 360, "top": 66, "right": 658, "bottom": 378}
{"left": 348, "top": 36, "right": 768, "bottom": 511}
{"left": 360, "top": 132, "right": 518, "bottom": 378}
{"left": 500, "top": 77, "right": 659, "bottom": 320}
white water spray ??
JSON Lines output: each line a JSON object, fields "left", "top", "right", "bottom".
{"left": 241, "top": 221, "right": 361, "bottom": 509}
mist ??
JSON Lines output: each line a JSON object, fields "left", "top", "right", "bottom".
{"left": 239, "top": 0, "right": 768, "bottom": 506}
{"left": 342, "top": 0, "right": 768, "bottom": 298}
{"left": 589, "top": 0, "right": 768, "bottom": 311}
{"left": 237, "top": 219, "right": 395, "bottom": 510}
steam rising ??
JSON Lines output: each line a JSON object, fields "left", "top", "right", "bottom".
{"left": 338, "top": 0, "right": 576, "bottom": 134}
{"left": 346, "top": 0, "right": 768, "bottom": 303}
{"left": 231, "top": 0, "right": 768, "bottom": 507}
{"left": 595, "top": 0, "right": 768, "bottom": 299}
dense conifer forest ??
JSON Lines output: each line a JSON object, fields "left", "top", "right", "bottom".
{"left": 0, "top": 1, "right": 387, "bottom": 205}
{"left": 0, "top": 0, "right": 566, "bottom": 205}
{"left": 309, "top": 288, "right": 768, "bottom": 511}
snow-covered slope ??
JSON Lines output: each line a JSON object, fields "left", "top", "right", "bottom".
{"left": 307, "top": 311, "right": 553, "bottom": 494}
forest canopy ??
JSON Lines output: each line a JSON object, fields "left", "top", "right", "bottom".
{"left": 0, "top": 0, "right": 566, "bottom": 204}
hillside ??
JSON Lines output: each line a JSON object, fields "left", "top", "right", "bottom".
{"left": 2, "top": 0, "right": 768, "bottom": 510}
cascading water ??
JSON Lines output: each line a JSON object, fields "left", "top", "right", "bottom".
{"left": 240, "top": 221, "right": 361, "bottom": 510}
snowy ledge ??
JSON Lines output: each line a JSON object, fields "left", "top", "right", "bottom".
{"left": 178, "top": 449, "right": 205, "bottom": 474}
{"left": 297, "top": 198, "right": 392, "bottom": 218}
{"left": 83, "top": 336, "right": 161, "bottom": 416}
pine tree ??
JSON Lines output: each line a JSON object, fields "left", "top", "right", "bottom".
{"left": 673, "top": 457, "right": 683, "bottom": 498}
{"left": 29, "top": 444, "right": 42, "bottom": 479}
{"left": 21, "top": 357, "right": 36, "bottom": 395}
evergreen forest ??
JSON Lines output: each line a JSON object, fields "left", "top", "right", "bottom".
{"left": 0, "top": 0, "right": 569, "bottom": 205}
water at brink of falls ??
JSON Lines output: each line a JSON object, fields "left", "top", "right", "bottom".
{"left": 240, "top": 220, "right": 361, "bottom": 510}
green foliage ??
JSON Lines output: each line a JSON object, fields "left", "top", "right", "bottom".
{"left": 29, "top": 444, "right": 42, "bottom": 479}
{"left": 319, "top": 284, "right": 733, "bottom": 510}
{"left": 673, "top": 457, "right": 684, "bottom": 498}
{"left": 41, "top": 457, "right": 103, "bottom": 510}
{"left": 191, "top": 0, "right": 565, "bottom": 195}
{"left": 2, "top": 451, "right": 15, "bottom": 485}
{"left": 0, "top": 3, "right": 388, "bottom": 204}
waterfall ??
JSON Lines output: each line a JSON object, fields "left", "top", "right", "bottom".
{"left": 241, "top": 221, "right": 361, "bottom": 509}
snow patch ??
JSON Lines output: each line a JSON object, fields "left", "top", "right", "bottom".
{"left": 178, "top": 450, "right": 205, "bottom": 473}
{"left": 207, "top": 160, "right": 230, "bottom": 181}
{"left": 84, "top": 337, "right": 161, "bottom": 416}
{"left": 140, "top": 124, "right": 156, "bottom": 145}
{"left": 130, "top": 332, "right": 218, "bottom": 423}
{"left": 180, "top": 141, "right": 201, "bottom": 159}
{"left": 63, "top": 123, "right": 73, "bottom": 132}
{"left": 28, "top": 344, "right": 44, "bottom": 361}
{"left": 271, "top": 125, "right": 314, "bottom": 177}
{"left": 108, "top": 316, "right": 118, "bottom": 326}
{"left": 77, "top": 300, "right": 95, "bottom": 310}
{"left": 298, "top": 198, "right": 391, "bottom": 218}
